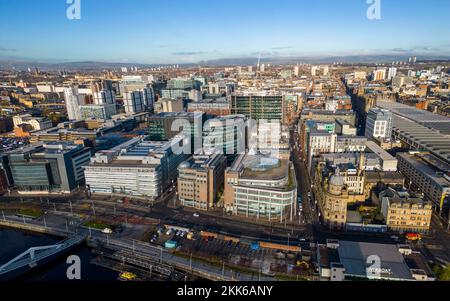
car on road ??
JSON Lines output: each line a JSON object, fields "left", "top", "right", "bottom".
{"left": 193, "top": 213, "right": 200, "bottom": 218}
{"left": 390, "top": 235, "right": 399, "bottom": 242}
{"left": 102, "top": 228, "right": 113, "bottom": 234}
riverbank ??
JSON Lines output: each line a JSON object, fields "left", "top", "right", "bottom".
{"left": 0, "top": 227, "right": 118, "bottom": 281}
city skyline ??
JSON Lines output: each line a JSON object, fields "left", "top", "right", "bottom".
{"left": 1, "top": 0, "right": 450, "bottom": 64}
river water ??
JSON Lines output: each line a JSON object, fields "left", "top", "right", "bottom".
{"left": 0, "top": 227, "right": 118, "bottom": 281}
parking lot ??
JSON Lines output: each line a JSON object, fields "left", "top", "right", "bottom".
{"left": 146, "top": 225, "right": 312, "bottom": 276}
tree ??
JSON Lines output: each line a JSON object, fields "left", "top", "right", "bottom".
{"left": 432, "top": 265, "right": 450, "bottom": 281}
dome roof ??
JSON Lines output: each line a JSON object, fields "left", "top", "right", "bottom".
{"left": 329, "top": 174, "right": 345, "bottom": 187}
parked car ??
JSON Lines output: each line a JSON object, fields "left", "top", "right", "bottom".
{"left": 102, "top": 228, "right": 113, "bottom": 234}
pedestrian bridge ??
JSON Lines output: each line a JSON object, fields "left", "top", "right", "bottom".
{"left": 0, "top": 234, "right": 85, "bottom": 279}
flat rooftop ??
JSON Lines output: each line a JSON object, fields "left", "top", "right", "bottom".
{"left": 338, "top": 241, "right": 413, "bottom": 280}
{"left": 366, "top": 141, "right": 397, "bottom": 161}
{"left": 241, "top": 159, "right": 289, "bottom": 181}
{"left": 397, "top": 152, "right": 450, "bottom": 188}
{"left": 230, "top": 154, "right": 290, "bottom": 181}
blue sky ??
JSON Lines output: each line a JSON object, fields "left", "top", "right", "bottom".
{"left": 0, "top": 0, "right": 449, "bottom": 63}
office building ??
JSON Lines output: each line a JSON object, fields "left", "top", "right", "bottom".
{"left": 187, "top": 99, "right": 231, "bottom": 116}
{"left": 204, "top": 82, "right": 235, "bottom": 97}
{"left": 142, "top": 86, "right": 155, "bottom": 111}
{"left": 202, "top": 115, "right": 247, "bottom": 155}
{"left": 64, "top": 88, "right": 83, "bottom": 121}
{"left": 365, "top": 108, "right": 393, "bottom": 139}
{"left": 307, "top": 129, "right": 337, "bottom": 170}
{"left": 154, "top": 98, "right": 184, "bottom": 113}
{"left": 123, "top": 90, "right": 145, "bottom": 114}
{"left": 166, "top": 78, "right": 201, "bottom": 90}
{"left": 387, "top": 67, "right": 398, "bottom": 80}
{"left": 189, "top": 89, "right": 203, "bottom": 102}
{"left": 248, "top": 122, "right": 290, "bottom": 159}
{"left": 335, "top": 119, "right": 357, "bottom": 136}
{"left": 5, "top": 142, "right": 91, "bottom": 194}
{"left": 366, "top": 141, "right": 398, "bottom": 171}
{"left": 335, "top": 136, "right": 367, "bottom": 153}
{"left": 231, "top": 92, "right": 283, "bottom": 121}
{"left": 147, "top": 112, "right": 207, "bottom": 144}
{"left": 84, "top": 136, "right": 189, "bottom": 199}
{"left": 93, "top": 90, "right": 116, "bottom": 106}
{"left": 79, "top": 104, "right": 117, "bottom": 120}
{"left": 13, "top": 114, "right": 52, "bottom": 131}
{"left": 301, "top": 109, "right": 356, "bottom": 126}
{"left": 372, "top": 69, "right": 387, "bottom": 81}
{"left": 311, "top": 65, "right": 329, "bottom": 76}
{"left": 397, "top": 152, "right": 450, "bottom": 214}
{"left": 177, "top": 154, "right": 227, "bottom": 211}
{"left": 380, "top": 187, "right": 432, "bottom": 233}
{"left": 224, "top": 154, "right": 297, "bottom": 222}
{"left": 161, "top": 89, "right": 190, "bottom": 99}
{"left": 119, "top": 76, "right": 149, "bottom": 95}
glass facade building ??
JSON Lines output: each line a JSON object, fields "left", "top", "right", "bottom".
{"left": 231, "top": 94, "right": 284, "bottom": 120}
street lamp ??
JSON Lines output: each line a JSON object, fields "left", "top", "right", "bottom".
{"left": 222, "top": 261, "right": 225, "bottom": 280}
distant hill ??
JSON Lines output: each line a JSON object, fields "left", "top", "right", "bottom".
{"left": 1, "top": 54, "right": 449, "bottom": 71}
{"left": 199, "top": 55, "right": 450, "bottom": 66}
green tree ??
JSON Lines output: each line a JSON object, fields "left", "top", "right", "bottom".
{"left": 432, "top": 265, "right": 450, "bottom": 281}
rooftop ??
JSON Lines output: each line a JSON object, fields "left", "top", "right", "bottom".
{"left": 229, "top": 153, "right": 290, "bottom": 181}
{"left": 337, "top": 241, "right": 413, "bottom": 280}
{"left": 366, "top": 141, "right": 397, "bottom": 161}
{"left": 397, "top": 152, "right": 450, "bottom": 188}
{"left": 390, "top": 115, "right": 450, "bottom": 163}
{"left": 381, "top": 187, "right": 429, "bottom": 206}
